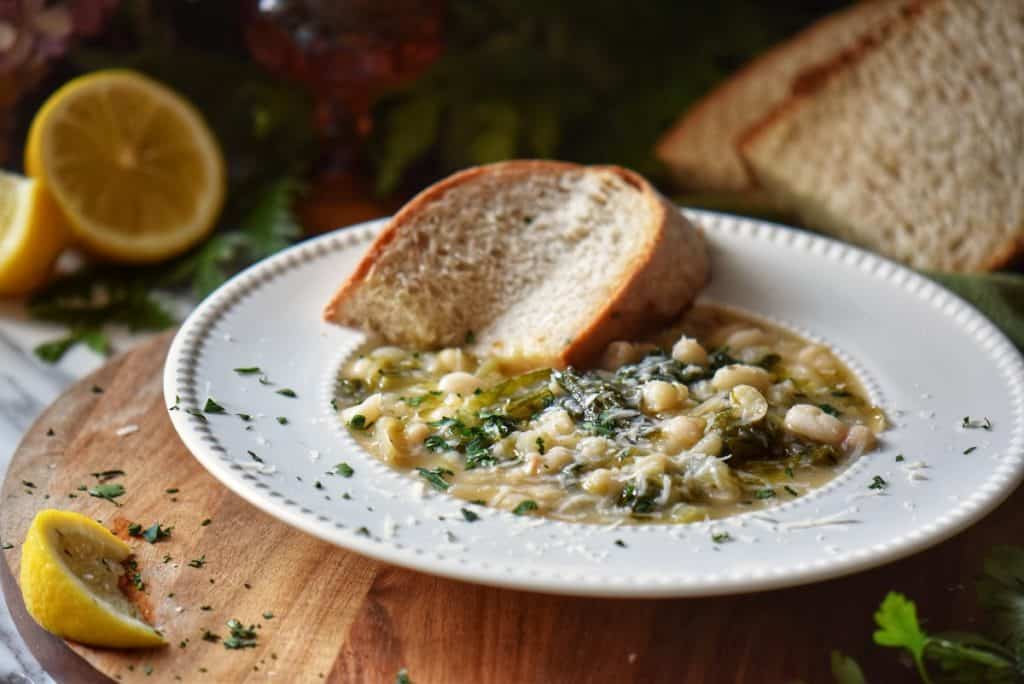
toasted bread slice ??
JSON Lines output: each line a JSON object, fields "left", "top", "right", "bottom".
{"left": 655, "top": 0, "right": 907, "bottom": 194}
{"left": 739, "top": 0, "right": 1024, "bottom": 272}
{"left": 324, "top": 161, "right": 709, "bottom": 368}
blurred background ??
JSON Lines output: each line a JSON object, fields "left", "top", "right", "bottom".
{"left": 0, "top": 0, "right": 1020, "bottom": 365}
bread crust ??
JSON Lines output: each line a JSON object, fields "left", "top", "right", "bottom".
{"left": 655, "top": 0, "right": 908, "bottom": 193}
{"left": 324, "top": 160, "right": 709, "bottom": 368}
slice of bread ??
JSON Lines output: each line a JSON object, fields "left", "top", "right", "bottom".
{"left": 655, "top": 0, "right": 908, "bottom": 194}
{"left": 739, "top": 0, "right": 1024, "bottom": 272}
{"left": 324, "top": 161, "right": 709, "bottom": 368}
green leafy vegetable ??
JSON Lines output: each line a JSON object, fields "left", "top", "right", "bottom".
{"left": 334, "top": 463, "right": 355, "bottom": 478}
{"left": 460, "top": 508, "right": 480, "bottom": 522}
{"left": 203, "top": 398, "right": 226, "bottom": 414}
{"left": 233, "top": 367, "right": 261, "bottom": 375}
{"left": 513, "top": 500, "right": 538, "bottom": 515}
{"left": 88, "top": 483, "right": 125, "bottom": 505}
{"left": 874, "top": 592, "right": 930, "bottom": 681}
{"left": 223, "top": 619, "right": 258, "bottom": 649}
{"left": 417, "top": 467, "right": 453, "bottom": 491}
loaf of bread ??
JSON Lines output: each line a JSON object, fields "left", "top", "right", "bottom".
{"left": 655, "top": 0, "right": 907, "bottom": 194}
{"left": 740, "top": 0, "right": 1024, "bottom": 271}
{"left": 324, "top": 161, "right": 709, "bottom": 368}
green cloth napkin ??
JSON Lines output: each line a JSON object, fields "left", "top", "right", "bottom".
{"left": 928, "top": 272, "right": 1024, "bottom": 351}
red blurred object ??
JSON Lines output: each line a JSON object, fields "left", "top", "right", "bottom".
{"left": 245, "top": 0, "right": 444, "bottom": 139}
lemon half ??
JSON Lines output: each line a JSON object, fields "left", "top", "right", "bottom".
{"left": 0, "top": 171, "right": 68, "bottom": 295}
{"left": 26, "top": 69, "right": 225, "bottom": 263}
{"left": 19, "top": 509, "right": 166, "bottom": 648}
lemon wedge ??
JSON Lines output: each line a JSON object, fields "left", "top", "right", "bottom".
{"left": 19, "top": 509, "right": 166, "bottom": 648}
{"left": 0, "top": 171, "right": 68, "bottom": 295}
{"left": 25, "top": 69, "right": 225, "bottom": 263}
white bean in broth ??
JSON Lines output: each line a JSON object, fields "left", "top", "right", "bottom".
{"left": 335, "top": 305, "right": 885, "bottom": 524}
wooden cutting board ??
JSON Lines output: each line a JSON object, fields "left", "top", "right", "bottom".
{"left": 2, "top": 332, "right": 1023, "bottom": 683}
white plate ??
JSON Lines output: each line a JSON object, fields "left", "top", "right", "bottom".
{"left": 164, "top": 210, "right": 1024, "bottom": 597}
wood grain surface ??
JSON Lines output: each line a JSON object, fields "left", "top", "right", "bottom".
{"left": 1, "top": 332, "right": 1021, "bottom": 683}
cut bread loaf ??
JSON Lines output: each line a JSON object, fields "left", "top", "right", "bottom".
{"left": 740, "top": 0, "right": 1024, "bottom": 272}
{"left": 655, "top": 0, "right": 908, "bottom": 194}
{"left": 324, "top": 161, "right": 709, "bottom": 368}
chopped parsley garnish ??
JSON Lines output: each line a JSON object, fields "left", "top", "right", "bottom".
{"left": 237, "top": 413, "right": 252, "bottom": 421}
{"left": 275, "top": 388, "right": 297, "bottom": 398}
{"left": 334, "top": 462, "right": 354, "bottom": 478}
{"left": 754, "top": 488, "right": 776, "bottom": 499}
{"left": 88, "top": 483, "right": 125, "bottom": 505}
{"left": 201, "top": 518, "right": 212, "bottom": 526}
{"left": 233, "top": 367, "right": 261, "bottom": 375}
{"left": 460, "top": 508, "right": 479, "bottom": 522}
{"left": 184, "top": 407, "right": 207, "bottom": 422}
{"left": 416, "top": 467, "right": 453, "bottom": 491}
{"left": 711, "top": 532, "right": 732, "bottom": 544}
{"left": 817, "top": 403, "right": 841, "bottom": 417}
{"left": 128, "top": 522, "right": 142, "bottom": 536}
{"left": 513, "top": 500, "right": 538, "bottom": 515}
{"left": 203, "top": 398, "right": 226, "bottom": 414}
{"left": 202, "top": 629, "right": 221, "bottom": 643}
{"left": 869, "top": 475, "right": 888, "bottom": 490}
{"left": 124, "top": 558, "right": 144, "bottom": 590}
{"left": 536, "top": 436, "right": 546, "bottom": 454}
{"left": 785, "top": 466, "right": 795, "bottom": 479}
{"left": 330, "top": 398, "right": 339, "bottom": 411}
{"left": 46, "top": 428, "right": 55, "bottom": 436}
{"left": 2, "top": 543, "right": 13, "bottom": 550}
{"left": 784, "top": 485, "right": 799, "bottom": 497}
{"left": 140, "top": 523, "right": 173, "bottom": 543}
{"left": 200, "top": 605, "right": 212, "bottom": 611}
{"left": 314, "top": 481, "right": 323, "bottom": 490}
{"left": 355, "top": 526, "right": 371, "bottom": 537}
{"left": 165, "top": 488, "right": 179, "bottom": 494}
{"left": 188, "top": 554, "right": 206, "bottom": 568}
{"left": 276, "top": 416, "right": 288, "bottom": 425}
{"left": 262, "top": 611, "right": 274, "bottom": 620}
{"left": 614, "top": 539, "right": 627, "bottom": 548}
{"left": 21, "top": 480, "right": 35, "bottom": 488}
{"left": 401, "top": 391, "right": 442, "bottom": 408}
{"left": 962, "top": 416, "right": 993, "bottom": 430}
{"left": 396, "top": 668, "right": 412, "bottom": 684}
{"left": 964, "top": 446, "right": 978, "bottom": 455}
{"left": 91, "top": 469, "right": 125, "bottom": 482}
{"left": 247, "top": 450, "right": 263, "bottom": 463}
{"left": 91, "top": 385, "right": 104, "bottom": 394}
{"left": 896, "top": 454, "right": 905, "bottom": 462}
{"left": 348, "top": 414, "right": 368, "bottom": 430}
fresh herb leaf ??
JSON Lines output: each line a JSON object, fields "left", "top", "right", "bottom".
{"left": 869, "top": 475, "right": 888, "bottom": 491}
{"left": 91, "top": 469, "right": 125, "bottom": 482}
{"left": 784, "top": 485, "right": 799, "bottom": 497}
{"left": 818, "top": 403, "right": 841, "bottom": 417}
{"left": 416, "top": 467, "right": 453, "bottom": 491}
{"left": 874, "top": 592, "right": 930, "bottom": 681}
{"left": 754, "top": 488, "right": 776, "bottom": 499}
{"left": 460, "top": 508, "right": 479, "bottom": 522}
{"left": 233, "top": 367, "right": 261, "bottom": 375}
{"left": 513, "top": 500, "right": 538, "bottom": 515}
{"left": 201, "top": 518, "right": 212, "bottom": 527}
{"left": 614, "top": 539, "right": 627, "bottom": 548}
{"left": 349, "top": 414, "right": 368, "bottom": 430}
{"left": 247, "top": 450, "right": 263, "bottom": 463}
{"left": 188, "top": 555, "right": 206, "bottom": 568}
{"left": 276, "top": 416, "right": 288, "bottom": 425}
{"left": 203, "top": 398, "right": 226, "bottom": 414}
{"left": 141, "top": 523, "right": 173, "bottom": 544}
{"left": 88, "top": 483, "right": 125, "bottom": 505}
{"left": 896, "top": 454, "right": 905, "bottom": 462}
{"left": 34, "top": 328, "right": 110, "bottom": 363}
{"left": 964, "top": 446, "right": 978, "bottom": 455}
{"left": 275, "top": 388, "right": 297, "bottom": 398}
{"left": 334, "top": 462, "right": 355, "bottom": 478}
{"left": 712, "top": 532, "right": 732, "bottom": 544}
{"left": 223, "top": 619, "right": 258, "bottom": 649}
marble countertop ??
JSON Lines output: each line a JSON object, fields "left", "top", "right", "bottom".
{"left": 0, "top": 302, "right": 161, "bottom": 683}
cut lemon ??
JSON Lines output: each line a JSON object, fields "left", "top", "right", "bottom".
{"left": 19, "top": 509, "right": 166, "bottom": 648}
{"left": 0, "top": 171, "right": 69, "bottom": 295}
{"left": 26, "top": 69, "right": 225, "bottom": 263}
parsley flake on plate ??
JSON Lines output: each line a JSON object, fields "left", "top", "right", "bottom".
{"left": 203, "top": 398, "right": 226, "bottom": 414}
{"left": 88, "top": 483, "right": 125, "bottom": 505}
{"left": 334, "top": 462, "right": 354, "bottom": 478}
{"left": 275, "top": 388, "right": 297, "bottom": 398}
{"left": 513, "top": 500, "right": 538, "bottom": 515}
{"left": 416, "top": 467, "right": 453, "bottom": 491}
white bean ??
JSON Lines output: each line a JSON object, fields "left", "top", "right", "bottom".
{"left": 711, "top": 364, "right": 773, "bottom": 392}
{"left": 404, "top": 421, "right": 429, "bottom": 445}
{"left": 784, "top": 404, "right": 848, "bottom": 445}
{"left": 438, "top": 371, "right": 482, "bottom": 395}
{"left": 797, "top": 344, "right": 838, "bottom": 375}
{"left": 843, "top": 424, "right": 876, "bottom": 456}
{"left": 660, "top": 415, "right": 706, "bottom": 454}
{"left": 582, "top": 468, "right": 616, "bottom": 495}
{"left": 373, "top": 416, "right": 404, "bottom": 463}
{"left": 433, "top": 348, "right": 470, "bottom": 373}
{"left": 641, "top": 380, "right": 684, "bottom": 413}
{"left": 341, "top": 393, "right": 383, "bottom": 424}
{"left": 671, "top": 336, "right": 708, "bottom": 366}
{"left": 543, "top": 446, "right": 575, "bottom": 470}
{"left": 725, "top": 328, "right": 770, "bottom": 349}
{"left": 601, "top": 341, "right": 656, "bottom": 370}
{"left": 730, "top": 384, "right": 768, "bottom": 423}
{"left": 691, "top": 431, "right": 723, "bottom": 456}
{"left": 370, "top": 346, "right": 407, "bottom": 362}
